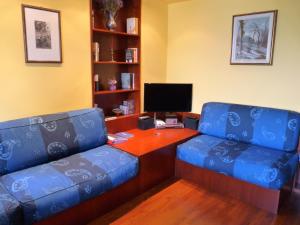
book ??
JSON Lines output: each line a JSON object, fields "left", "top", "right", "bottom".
{"left": 115, "top": 132, "right": 134, "bottom": 139}
{"left": 127, "top": 18, "right": 139, "bottom": 34}
{"left": 107, "top": 134, "right": 128, "bottom": 144}
{"left": 121, "top": 73, "right": 135, "bottom": 89}
{"left": 125, "top": 48, "right": 138, "bottom": 63}
{"left": 107, "top": 132, "right": 134, "bottom": 144}
{"left": 92, "top": 42, "right": 99, "bottom": 61}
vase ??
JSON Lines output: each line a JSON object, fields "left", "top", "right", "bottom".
{"left": 106, "top": 11, "right": 117, "bottom": 31}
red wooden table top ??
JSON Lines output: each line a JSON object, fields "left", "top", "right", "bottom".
{"left": 112, "top": 128, "right": 199, "bottom": 157}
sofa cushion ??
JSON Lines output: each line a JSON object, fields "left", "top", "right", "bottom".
{"left": 0, "top": 183, "right": 22, "bottom": 225}
{"left": 177, "top": 135, "right": 299, "bottom": 189}
{"left": 0, "top": 108, "right": 107, "bottom": 176}
{"left": 0, "top": 145, "right": 138, "bottom": 224}
{"left": 199, "top": 102, "right": 300, "bottom": 152}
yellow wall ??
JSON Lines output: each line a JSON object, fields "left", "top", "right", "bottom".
{"left": 167, "top": 0, "right": 300, "bottom": 113}
{"left": 0, "top": 0, "right": 168, "bottom": 121}
{"left": 0, "top": 0, "right": 92, "bottom": 121}
{"left": 141, "top": 0, "right": 168, "bottom": 109}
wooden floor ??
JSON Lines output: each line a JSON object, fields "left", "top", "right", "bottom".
{"left": 89, "top": 179, "right": 300, "bottom": 225}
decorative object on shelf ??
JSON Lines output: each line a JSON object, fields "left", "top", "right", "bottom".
{"left": 94, "top": 74, "right": 101, "bottom": 91}
{"left": 127, "top": 18, "right": 139, "bottom": 34}
{"left": 112, "top": 108, "right": 123, "bottom": 116}
{"left": 121, "top": 73, "right": 135, "bottom": 89}
{"left": 22, "top": 5, "right": 62, "bottom": 63}
{"left": 93, "top": 42, "right": 100, "bottom": 61}
{"left": 230, "top": 10, "right": 277, "bottom": 65}
{"left": 125, "top": 48, "right": 138, "bottom": 63}
{"left": 108, "top": 79, "right": 117, "bottom": 91}
{"left": 98, "top": 0, "right": 123, "bottom": 31}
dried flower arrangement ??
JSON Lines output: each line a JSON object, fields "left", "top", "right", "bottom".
{"left": 96, "top": 0, "right": 124, "bottom": 30}
{"left": 100, "top": 0, "right": 123, "bottom": 15}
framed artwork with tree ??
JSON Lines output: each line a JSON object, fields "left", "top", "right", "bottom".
{"left": 230, "top": 10, "right": 277, "bottom": 65}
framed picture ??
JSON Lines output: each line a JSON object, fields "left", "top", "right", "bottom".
{"left": 230, "top": 10, "right": 277, "bottom": 65}
{"left": 22, "top": 5, "right": 62, "bottom": 63}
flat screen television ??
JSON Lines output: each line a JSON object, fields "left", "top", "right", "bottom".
{"left": 144, "top": 83, "right": 192, "bottom": 112}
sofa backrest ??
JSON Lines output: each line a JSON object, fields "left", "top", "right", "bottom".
{"left": 199, "top": 102, "right": 300, "bottom": 152}
{"left": 0, "top": 108, "right": 107, "bottom": 175}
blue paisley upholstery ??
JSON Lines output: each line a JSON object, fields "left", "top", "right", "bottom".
{"left": 0, "top": 183, "right": 22, "bottom": 225}
{"left": 199, "top": 102, "right": 300, "bottom": 152}
{"left": 177, "top": 135, "right": 299, "bottom": 190}
{"left": 0, "top": 108, "right": 107, "bottom": 176}
{"left": 0, "top": 145, "right": 138, "bottom": 224}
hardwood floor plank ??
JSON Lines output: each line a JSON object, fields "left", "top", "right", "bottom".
{"left": 89, "top": 179, "right": 300, "bottom": 225}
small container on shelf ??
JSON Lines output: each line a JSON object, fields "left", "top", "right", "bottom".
{"left": 112, "top": 108, "right": 123, "bottom": 116}
{"left": 94, "top": 74, "right": 101, "bottom": 92}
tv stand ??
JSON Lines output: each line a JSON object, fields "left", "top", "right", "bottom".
{"left": 111, "top": 128, "right": 199, "bottom": 192}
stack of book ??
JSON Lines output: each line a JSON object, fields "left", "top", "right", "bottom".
{"left": 125, "top": 48, "right": 138, "bottom": 63}
{"left": 120, "top": 100, "right": 135, "bottom": 115}
{"left": 121, "top": 73, "right": 135, "bottom": 89}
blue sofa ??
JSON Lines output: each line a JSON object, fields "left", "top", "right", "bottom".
{"left": 177, "top": 102, "right": 300, "bottom": 194}
{"left": 0, "top": 108, "right": 138, "bottom": 225}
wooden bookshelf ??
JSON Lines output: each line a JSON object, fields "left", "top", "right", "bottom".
{"left": 90, "top": 0, "right": 141, "bottom": 131}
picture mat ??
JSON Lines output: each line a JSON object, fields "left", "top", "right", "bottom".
{"left": 24, "top": 7, "right": 61, "bottom": 62}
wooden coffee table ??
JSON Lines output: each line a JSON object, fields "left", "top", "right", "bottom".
{"left": 112, "top": 128, "right": 199, "bottom": 192}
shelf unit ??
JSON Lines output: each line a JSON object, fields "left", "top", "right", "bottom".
{"left": 90, "top": 0, "right": 141, "bottom": 130}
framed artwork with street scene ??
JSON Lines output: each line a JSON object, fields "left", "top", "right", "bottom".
{"left": 230, "top": 10, "right": 277, "bottom": 65}
{"left": 22, "top": 5, "right": 62, "bottom": 63}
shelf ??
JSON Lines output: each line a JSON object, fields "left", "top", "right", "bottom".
{"left": 93, "top": 28, "right": 139, "bottom": 37}
{"left": 94, "top": 61, "right": 139, "bottom": 65}
{"left": 94, "top": 89, "right": 140, "bottom": 95}
{"left": 105, "top": 113, "right": 139, "bottom": 122}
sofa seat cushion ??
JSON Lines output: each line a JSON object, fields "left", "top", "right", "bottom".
{"left": 0, "top": 184, "right": 22, "bottom": 225}
{"left": 0, "top": 145, "right": 138, "bottom": 224}
{"left": 177, "top": 135, "right": 299, "bottom": 190}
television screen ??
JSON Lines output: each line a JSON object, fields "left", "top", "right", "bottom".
{"left": 144, "top": 83, "right": 192, "bottom": 112}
